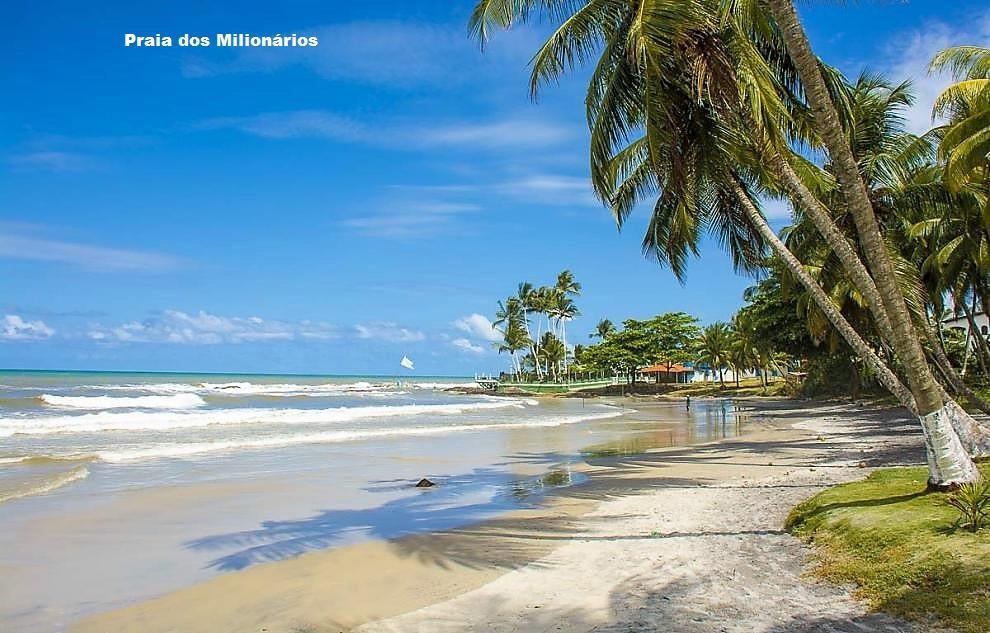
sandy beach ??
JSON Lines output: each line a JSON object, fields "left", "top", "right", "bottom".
{"left": 72, "top": 398, "right": 937, "bottom": 633}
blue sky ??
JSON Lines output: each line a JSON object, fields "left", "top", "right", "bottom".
{"left": 2, "top": 0, "right": 988, "bottom": 375}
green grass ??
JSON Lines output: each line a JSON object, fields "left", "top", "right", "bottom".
{"left": 664, "top": 377, "right": 789, "bottom": 398}
{"left": 786, "top": 463, "right": 990, "bottom": 632}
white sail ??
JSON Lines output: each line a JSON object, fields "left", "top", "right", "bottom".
{"left": 399, "top": 356, "right": 414, "bottom": 370}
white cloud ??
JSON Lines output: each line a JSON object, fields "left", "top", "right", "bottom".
{"left": 341, "top": 201, "right": 479, "bottom": 239}
{"left": 183, "top": 20, "right": 541, "bottom": 88}
{"left": 453, "top": 313, "right": 501, "bottom": 342}
{"left": 452, "top": 338, "right": 486, "bottom": 354}
{"left": 353, "top": 322, "right": 426, "bottom": 343}
{"left": 199, "top": 110, "right": 571, "bottom": 150}
{"left": 8, "top": 151, "right": 96, "bottom": 173}
{"left": 88, "top": 310, "right": 341, "bottom": 344}
{"left": 0, "top": 225, "right": 182, "bottom": 272}
{"left": 759, "top": 197, "right": 793, "bottom": 221}
{"left": 198, "top": 110, "right": 367, "bottom": 141}
{"left": 882, "top": 12, "right": 990, "bottom": 133}
{"left": 495, "top": 174, "right": 597, "bottom": 206}
{"left": 1, "top": 315, "right": 54, "bottom": 341}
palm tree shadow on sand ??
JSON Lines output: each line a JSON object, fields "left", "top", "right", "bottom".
{"left": 184, "top": 465, "right": 585, "bottom": 572}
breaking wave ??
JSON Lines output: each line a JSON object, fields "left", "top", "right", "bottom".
{"left": 39, "top": 393, "right": 207, "bottom": 410}
{"left": 0, "top": 400, "right": 531, "bottom": 437}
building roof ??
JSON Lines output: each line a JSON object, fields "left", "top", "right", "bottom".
{"left": 640, "top": 363, "right": 692, "bottom": 374}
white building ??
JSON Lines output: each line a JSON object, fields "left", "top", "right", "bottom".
{"left": 942, "top": 311, "right": 990, "bottom": 348}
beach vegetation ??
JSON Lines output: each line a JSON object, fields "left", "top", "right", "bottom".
{"left": 946, "top": 479, "right": 990, "bottom": 532}
{"left": 787, "top": 464, "right": 990, "bottom": 632}
{"left": 469, "top": 0, "right": 990, "bottom": 488}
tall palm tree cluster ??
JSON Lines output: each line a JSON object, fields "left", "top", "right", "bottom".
{"left": 493, "top": 270, "right": 581, "bottom": 381}
{"left": 470, "top": 0, "right": 990, "bottom": 487}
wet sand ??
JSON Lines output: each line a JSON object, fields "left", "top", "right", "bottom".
{"left": 74, "top": 398, "right": 934, "bottom": 633}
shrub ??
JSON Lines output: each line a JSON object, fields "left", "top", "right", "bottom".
{"left": 946, "top": 479, "right": 990, "bottom": 532}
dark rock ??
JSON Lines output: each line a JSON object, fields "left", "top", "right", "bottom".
{"left": 415, "top": 478, "right": 436, "bottom": 488}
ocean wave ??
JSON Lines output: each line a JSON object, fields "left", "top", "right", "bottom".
{"left": 39, "top": 393, "right": 207, "bottom": 410}
{"left": 0, "top": 400, "right": 531, "bottom": 437}
{"left": 410, "top": 381, "right": 479, "bottom": 390}
{"left": 0, "top": 465, "right": 90, "bottom": 504}
{"left": 92, "top": 381, "right": 403, "bottom": 397}
{"left": 97, "top": 407, "right": 627, "bottom": 462}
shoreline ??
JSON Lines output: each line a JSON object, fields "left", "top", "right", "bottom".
{"left": 73, "top": 397, "right": 929, "bottom": 633}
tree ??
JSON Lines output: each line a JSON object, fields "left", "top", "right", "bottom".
{"left": 494, "top": 297, "right": 529, "bottom": 377}
{"left": 697, "top": 323, "right": 732, "bottom": 386}
{"left": 591, "top": 318, "right": 615, "bottom": 340}
{"left": 762, "top": 0, "right": 978, "bottom": 485}
{"left": 469, "top": 0, "right": 981, "bottom": 487}
{"left": 931, "top": 46, "right": 990, "bottom": 190}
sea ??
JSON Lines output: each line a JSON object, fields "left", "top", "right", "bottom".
{"left": 0, "top": 370, "right": 742, "bottom": 631}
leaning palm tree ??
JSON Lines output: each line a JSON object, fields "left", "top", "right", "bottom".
{"left": 760, "top": 0, "right": 978, "bottom": 485}
{"left": 470, "top": 0, "right": 980, "bottom": 487}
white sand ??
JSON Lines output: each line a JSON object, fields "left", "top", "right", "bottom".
{"left": 78, "top": 400, "right": 948, "bottom": 633}
{"left": 357, "top": 401, "right": 940, "bottom": 633}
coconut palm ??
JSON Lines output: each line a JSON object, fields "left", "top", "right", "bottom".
{"left": 760, "top": 0, "right": 978, "bottom": 485}
{"left": 592, "top": 318, "right": 615, "bottom": 340}
{"left": 469, "top": 0, "right": 980, "bottom": 487}
{"left": 494, "top": 297, "right": 529, "bottom": 377}
{"left": 698, "top": 323, "right": 732, "bottom": 386}
{"left": 931, "top": 46, "right": 990, "bottom": 190}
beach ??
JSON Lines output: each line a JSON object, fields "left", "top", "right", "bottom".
{"left": 2, "top": 378, "right": 934, "bottom": 632}
{"left": 0, "top": 372, "right": 745, "bottom": 632}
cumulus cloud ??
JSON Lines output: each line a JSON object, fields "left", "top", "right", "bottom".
{"left": 452, "top": 337, "right": 486, "bottom": 354}
{"left": 453, "top": 313, "right": 501, "bottom": 342}
{"left": 88, "top": 310, "right": 341, "bottom": 344}
{"left": 353, "top": 322, "right": 426, "bottom": 343}
{"left": 0, "top": 315, "right": 55, "bottom": 341}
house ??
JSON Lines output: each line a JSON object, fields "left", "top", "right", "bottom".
{"left": 942, "top": 311, "right": 989, "bottom": 349}
{"left": 638, "top": 363, "right": 696, "bottom": 383}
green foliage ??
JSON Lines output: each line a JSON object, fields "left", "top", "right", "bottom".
{"left": 787, "top": 464, "right": 990, "bottom": 632}
{"left": 697, "top": 322, "right": 731, "bottom": 384}
{"left": 577, "top": 312, "right": 700, "bottom": 380}
{"left": 946, "top": 479, "right": 990, "bottom": 532}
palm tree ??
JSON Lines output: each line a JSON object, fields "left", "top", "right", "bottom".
{"left": 930, "top": 46, "right": 990, "bottom": 190}
{"left": 494, "top": 297, "right": 529, "bottom": 377}
{"left": 698, "top": 323, "right": 732, "bottom": 387}
{"left": 761, "top": 0, "right": 978, "bottom": 485}
{"left": 553, "top": 270, "right": 582, "bottom": 372}
{"left": 592, "top": 318, "right": 615, "bottom": 340}
{"left": 515, "top": 282, "right": 542, "bottom": 379}
{"left": 537, "top": 331, "right": 566, "bottom": 381}
{"left": 469, "top": 0, "right": 980, "bottom": 487}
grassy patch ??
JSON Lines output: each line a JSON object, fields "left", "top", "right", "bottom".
{"left": 786, "top": 463, "right": 990, "bottom": 632}
{"left": 664, "top": 377, "right": 789, "bottom": 398}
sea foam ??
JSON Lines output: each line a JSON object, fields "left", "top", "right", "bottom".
{"left": 0, "top": 400, "right": 530, "bottom": 437}
{"left": 96, "top": 407, "right": 627, "bottom": 462}
{"left": 40, "top": 393, "right": 207, "bottom": 410}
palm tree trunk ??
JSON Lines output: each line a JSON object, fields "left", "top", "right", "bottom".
{"left": 767, "top": 148, "right": 990, "bottom": 422}
{"left": 923, "top": 320, "right": 990, "bottom": 415}
{"left": 764, "top": 0, "right": 979, "bottom": 487}
{"left": 962, "top": 299, "right": 990, "bottom": 377}
{"left": 768, "top": 152, "right": 897, "bottom": 348}
{"left": 730, "top": 177, "right": 915, "bottom": 410}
